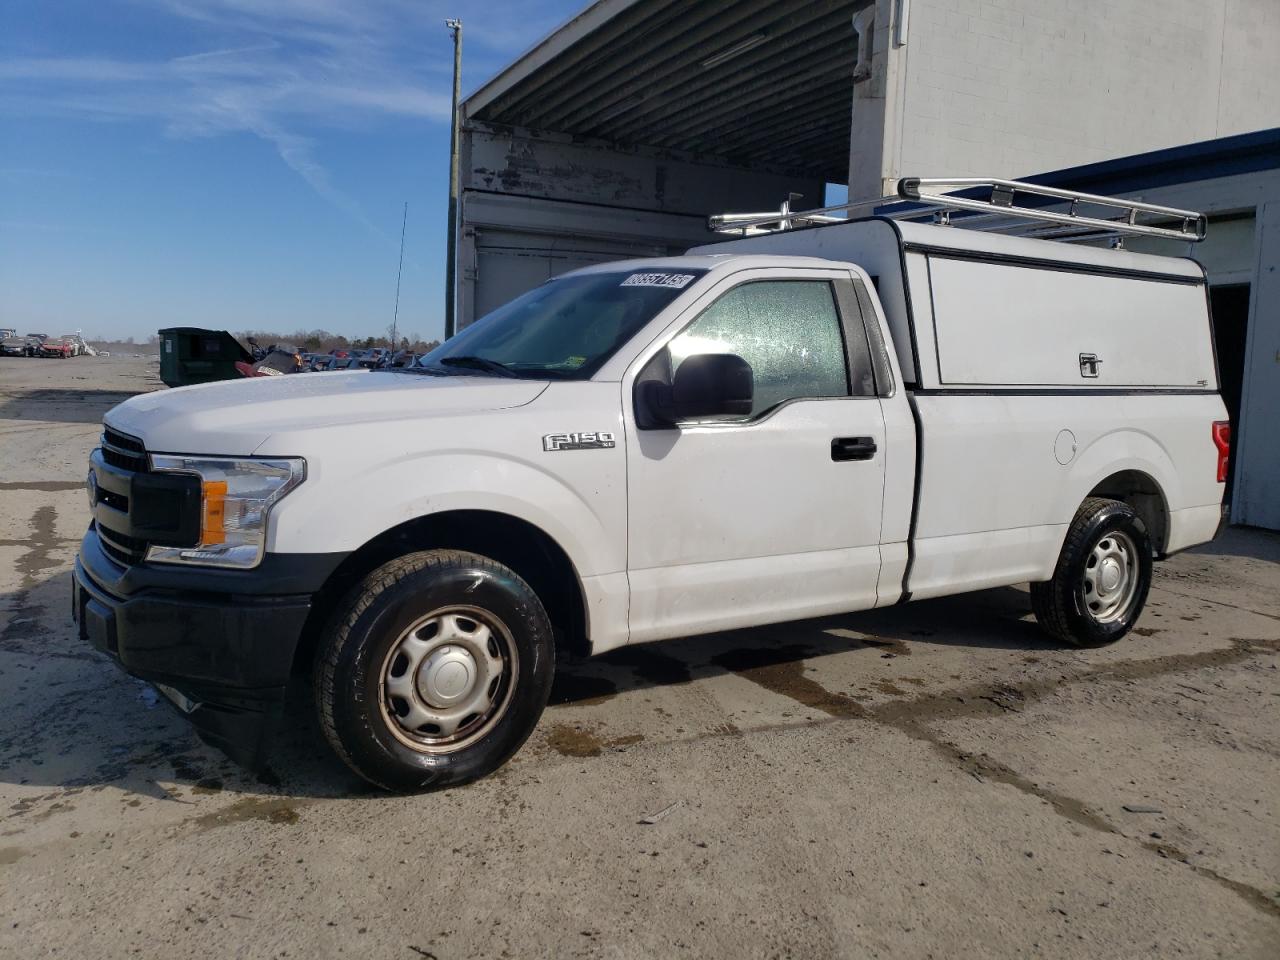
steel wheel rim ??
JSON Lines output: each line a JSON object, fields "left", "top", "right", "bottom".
{"left": 377, "top": 605, "right": 518, "bottom": 754}
{"left": 1081, "top": 529, "right": 1139, "bottom": 624}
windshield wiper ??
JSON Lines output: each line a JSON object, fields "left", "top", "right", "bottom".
{"left": 395, "top": 364, "right": 445, "bottom": 376}
{"left": 436, "top": 356, "right": 518, "bottom": 378}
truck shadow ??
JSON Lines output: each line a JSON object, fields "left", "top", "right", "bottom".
{"left": 550, "top": 585, "right": 1050, "bottom": 707}
{"left": 0, "top": 567, "right": 1050, "bottom": 802}
{"left": 0, "top": 388, "right": 144, "bottom": 424}
{"left": 1190, "top": 525, "right": 1280, "bottom": 564}
{"left": 0, "top": 567, "right": 368, "bottom": 803}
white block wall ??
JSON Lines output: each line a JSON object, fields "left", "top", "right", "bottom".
{"left": 883, "top": 0, "right": 1280, "bottom": 187}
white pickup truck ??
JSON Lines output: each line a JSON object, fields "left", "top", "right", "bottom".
{"left": 73, "top": 181, "right": 1229, "bottom": 791}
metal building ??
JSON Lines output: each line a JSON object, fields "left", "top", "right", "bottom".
{"left": 458, "top": 0, "right": 1280, "bottom": 327}
{"left": 455, "top": 0, "right": 1280, "bottom": 530}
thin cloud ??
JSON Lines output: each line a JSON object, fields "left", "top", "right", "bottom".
{"left": 0, "top": 57, "right": 160, "bottom": 83}
{"left": 2, "top": 1, "right": 567, "bottom": 237}
{"left": 170, "top": 41, "right": 282, "bottom": 64}
{"left": 3, "top": 33, "right": 450, "bottom": 235}
{"left": 247, "top": 117, "right": 385, "bottom": 236}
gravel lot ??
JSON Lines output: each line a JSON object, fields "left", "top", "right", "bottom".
{"left": 1, "top": 355, "right": 1278, "bottom": 959}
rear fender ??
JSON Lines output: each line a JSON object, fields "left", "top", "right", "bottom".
{"left": 1068, "top": 428, "right": 1180, "bottom": 518}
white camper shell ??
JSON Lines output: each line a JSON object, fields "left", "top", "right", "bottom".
{"left": 694, "top": 218, "right": 1215, "bottom": 391}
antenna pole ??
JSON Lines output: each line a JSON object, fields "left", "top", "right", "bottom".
{"left": 444, "top": 18, "right": 463, "bottom": 341}
{"left": 392, "top": 201, "right": 408, "bottom": 348}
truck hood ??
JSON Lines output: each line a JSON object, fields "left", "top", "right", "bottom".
{"left": 104, "top": 370, "right": 549, "bottom": 456}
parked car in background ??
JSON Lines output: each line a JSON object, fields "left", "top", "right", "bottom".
{"left": 40, "top": 337, "right": 78, "bottom": 358}
{"left": 377, "top": 349, "right": 417, "bottom": 368}
{"left": 1, "top": 337, "right": 29, "bottom": 357}
{"left": 308, "top": 353, "right": 335, "bottom": 371}
{"left": 23, "top": 334, "right": 48, "bottom": 356}
{"left": 370, "top": 350, "right": 401, "bottom": 369}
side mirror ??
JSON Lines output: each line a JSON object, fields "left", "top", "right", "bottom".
{"left": 641, "top": 353, "right": 754, "bottom": 425}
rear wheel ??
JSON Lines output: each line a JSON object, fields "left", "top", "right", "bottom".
{"left": 315, "top": 549, "right": 554, "bottom": 792}
{"left": 1031, "top": 497, "right": 1153, "bottom": 647}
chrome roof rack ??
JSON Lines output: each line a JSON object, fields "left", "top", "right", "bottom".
{"left": 708, "top": 177, "right": 1208, "bottom": 244}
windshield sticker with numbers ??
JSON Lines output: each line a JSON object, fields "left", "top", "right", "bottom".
{"left": 620, "top": 273, "right": 696, "bottom": 289}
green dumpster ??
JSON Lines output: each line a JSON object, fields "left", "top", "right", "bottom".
{"left": 158, "top": 328, "right": 253, "bottom": 387}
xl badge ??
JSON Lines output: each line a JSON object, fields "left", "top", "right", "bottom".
{"left": 543, "top": 432, "right": 616, "bottom": 452}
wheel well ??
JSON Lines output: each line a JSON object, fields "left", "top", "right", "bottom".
{"left": 293, "top": 511, "right": 588, "bottom": 674}
{"left": 1087, "top": 471, "right": 1169, "bottom": 555}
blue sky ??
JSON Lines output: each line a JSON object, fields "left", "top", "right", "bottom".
{"left": 1, "top": 0, "right": 585, "bottom": 343}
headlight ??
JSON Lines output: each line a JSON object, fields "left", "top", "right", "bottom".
{"left": 145, "top": 455, "right": 305, "bottom": 569}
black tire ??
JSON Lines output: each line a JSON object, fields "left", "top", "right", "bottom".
{"left": 1031, "top": 497, "right": 1153, "bottom": 648}
{"left": 315, "top": 549, "right": 554, "bottom": 792}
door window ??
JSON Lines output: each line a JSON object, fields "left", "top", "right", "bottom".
{"left": 668, "top": 280, "right": 850, "bottom": 416}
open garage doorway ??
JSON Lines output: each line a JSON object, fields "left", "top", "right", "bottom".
{"left": 1209, "top": 283, "right": 1250, "bottom": 502}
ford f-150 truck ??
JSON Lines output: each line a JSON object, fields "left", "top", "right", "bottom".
{"left": 73, "top": 180, "right": 1228, "bottom": 791}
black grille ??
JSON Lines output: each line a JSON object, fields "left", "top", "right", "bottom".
{"left": 99, "top": 488, "right": 128, "bottom": 512}
{"left": 101, "top": 427, "right": 147, "bottom": 473}
{"left": 97, "top": 426, "right": 149, "bottom": 567}
{"left": 97, "top": 523, "right": 148, "bottom": 566}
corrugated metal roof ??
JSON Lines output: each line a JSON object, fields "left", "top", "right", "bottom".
{"left": 467, "top": 0, "right": 869, "bottom": 181}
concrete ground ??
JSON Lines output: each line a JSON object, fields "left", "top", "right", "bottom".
{"left": 1, "top": 355, "right": 1277, "bottom": 959}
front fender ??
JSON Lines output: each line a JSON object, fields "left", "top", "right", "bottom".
{"left": 268, "top": 447, "right": 627, "bottom": 580}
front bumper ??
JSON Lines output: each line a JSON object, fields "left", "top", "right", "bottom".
{"left": 73, "top": 526, "right": 344, "bottom": 769}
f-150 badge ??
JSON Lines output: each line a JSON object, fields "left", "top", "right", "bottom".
{"left": 543, "top": 432, "right": 616, "bottom": 452}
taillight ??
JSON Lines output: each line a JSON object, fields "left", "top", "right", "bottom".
{"left": 1212, "top": 421, "right": 1230, "bottom": 483}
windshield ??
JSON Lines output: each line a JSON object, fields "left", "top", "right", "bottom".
{"left": 420, "top": 268, "right": 706, "bottom": 379}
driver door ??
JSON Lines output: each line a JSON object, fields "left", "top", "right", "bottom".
{"left": 624, "top": 268, "right": 888, "bottom": 644}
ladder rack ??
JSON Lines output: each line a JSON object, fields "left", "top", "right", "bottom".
{"left": 708, "top": 177, "right": 1208, "bottom": 244}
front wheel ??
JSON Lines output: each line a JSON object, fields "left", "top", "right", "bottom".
{"left": 1031, "top": 497, "right": 1153, "bottom": 648}
{"left": 315, "top": 549, "right": 555, "bottom": 792}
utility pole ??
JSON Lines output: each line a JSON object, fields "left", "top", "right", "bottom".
{"left": 444, "top": 18, "right": 463, "bottom": 341}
